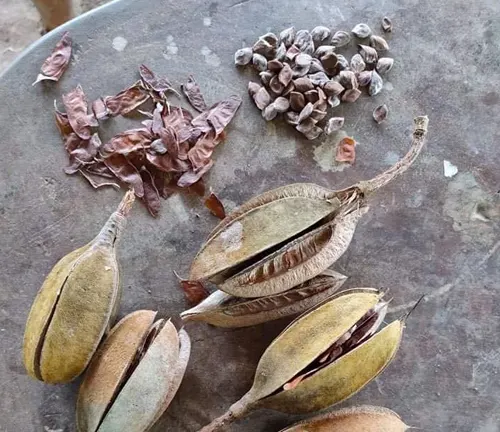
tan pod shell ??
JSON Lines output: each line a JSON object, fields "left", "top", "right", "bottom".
{"left": 23, "top": 191, "right": 135, "bottom": 383}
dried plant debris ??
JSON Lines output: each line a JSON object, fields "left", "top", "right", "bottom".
{"left": 205, "top": 191, "right": 226, "bottom": 219}
{"left": 235, "top": 21, "right": 393, "bottom": 140}
{"left": 33, "top": 32, "right": 72, "bottom": 85}
{"left": 55, "top": 66, "right": 241, "bottom": 217}
{"left": 336, "top": 136, "right": 357, "bottom": 164}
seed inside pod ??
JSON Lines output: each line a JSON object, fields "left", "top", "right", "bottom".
{"left": 331, "top": 30, "right": 351, "bottom": 47}
{"left": 180, "top": 271, "right": 347, "bottom": 328}
{"left": 358, "top": 44, "right": 378, "bottom": 64}
{"left": 262, "top": 104, "right": 278, "bottom": 121}
{"left": 274, "top": 96, "right": 290, "bottom": 113}
{"left": 352, "top": 23, "right": 372, "bottom": 38}
{"left": 268, "top": 59, "right": 284, "bottom": 72}
{"left": 338, "top": 70, "right": 358, "bottom": 89}
{"left": 350, "top": 53, "right": 366, "bottom": 73}
{"left": 342, "top": 88, "right": 362, "bottom": 103}
{"left": 377, "top": 57, "right": 394, "bottom": 74}
{"left": 325, "top": 117, "right": 345, "bottom": 135}
{"left": 23, "top": 191, "right": 135, "bottom": 384}
{"left": 382, "top": 16, "right": 393, "bottom": 32}
{"left": 252, "top": 53, "right": 268, "bottom": 71}
{"left": 280, "top": 26, "right": 297, "bottom": 48}
{"left": 293, "top": 77, "right": 314, "bottom": 92}
{"left": 323, "top": 81, "right": 344, "bottom": 96}
{"left": 357, "top": 70, "right": 372, "bottom": 86}
{"left": 76, "top": 311, "right": 191, "bottom": 432}
{"left": 290, "top": 91, "right": 306, "bottom": 112}
{"left": 314, "top": 45, "right": 335, "bottom": 59}
{"left": 373, "top": 104, "right": 389, "bottom": 123}
{"left": 311, "top": 26, "right": 332, "bottom": 47}
{"left": 278, "top": 63, "right": 293, "bottom": 86}
{"left": 369, "top": 70, "right": 384, "bottom": 96}
{"left": 370, "top": 35, "right": 390, "bottom": 51}
{"left": 234, "top": 47, "right": 253, "bottom": 66}
{"left": 280, "top": 405, "right": 410, "bottom": 432}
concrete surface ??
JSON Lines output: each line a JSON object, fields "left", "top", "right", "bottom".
{"left": 0, "top": 0, "right": 499, "bottom": 431}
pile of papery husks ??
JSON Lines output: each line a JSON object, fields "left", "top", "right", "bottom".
{"left": 54, "top": 62, "right": 241, "bottom": 216}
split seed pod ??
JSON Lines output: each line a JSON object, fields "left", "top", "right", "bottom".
{"left": 180, "top": 270, "right": 347, "bottom": 328}
{"left": 77, "top": 310, "right": 190, "bottom": 432}
{"left": 23, "top": 191, "right": 135, "bottom": 383}
{"left": 280, "top": 405, "right": 409, "bottom": 432}
{"left": 189, "top": 117, "right": 429, "bottom": 298}
{"left": 198, "top": 290, "right": 405, "bottom": 431}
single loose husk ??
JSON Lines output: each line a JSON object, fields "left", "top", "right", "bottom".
{"left": 197, "top": 290, "right": 404, "bottom": 432}
{"left": 77, "top": 310, "right": 191, "bottom": 432}
{"left": 280, "top": 405, "right": 409, "bottom": 431}
{"left": 23, "top": 190, "right": 135, "bottom": 383}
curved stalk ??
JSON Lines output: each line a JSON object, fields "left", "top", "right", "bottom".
{"left": 198, "top": 395, "right": 254, "bottom": 432}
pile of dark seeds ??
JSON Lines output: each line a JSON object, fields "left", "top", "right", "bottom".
{"left": 235, "top": 18, "right": 393, "bottom": 140}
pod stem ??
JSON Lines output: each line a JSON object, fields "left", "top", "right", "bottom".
{"left": 197, "top": 395, "right": 254, "bottom": 432}
{"left": 358, "top": 116, "right": 429, "bottom": 195}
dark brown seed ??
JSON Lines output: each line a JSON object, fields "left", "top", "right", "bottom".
{"left": 373, "top": 104, "right": 389, "bottom": 123}
{"left": 285, "top": 111, "right": 299, "bottom": 125}
{"left": 359, "top": 44, "right": 378, "bottom": 64}
{"left": 342, "top": 88, "right": 362, "bottom": 103}
{"left": 269, "top": 75, "right": 285, "bottom": 95}
{"left": 296, "top": 117, "right": 316, "bottom": 133}
{"left": 336, "top": 136, "right": 356, "bottom": 163}
{"left": 314, "top": 45, "right": 335, "bottom": 59}
{"left": 357, "top": 70, "right": 372, "bottom": 87}
{"left": 298, "top": 102, "right": 314, "bottom": 123}
{"left": 331, "top": 30, "right": 351, "bottom": 47}
{"left": 274, "top": 97, "right": 290, "bottom": 113}
{"left": 310, "top": 109, "right": 327, "bottom": 122}
{"left": 320, "top": 52, "right": 338, "bottom": 74}
{"left": 262, "top": 104, "right": 278, "bottom": 121}
{"left": 293, "top": 77, "right": 314, "bottom": 92}
{"left": 252, "top": 53, "right": 268, "bottom": 71}
{"left": 376, "top": 57, "right": 394, "bottom": 75}
{"left": 253, "top": 38, "right": 276, "bottom": 59}
{"left": 282, "top": 81, "right": 296, "bottom": 97}
{"left": 260, "top": 71, "right": 275, "bottom": 87}
{"left": 278, "top": 63, "right": 293, "bottom": 86}
{"left": 308, "top": 72, "right": 329, "bottom": 87}
{"left": 338, "top": 70, "right": 358, "bottom": 89}
{"left": 369, "top": 70, "right": 383, "bottom": 96}
{"left": 304, "top": 90, "right": 319, "bottom": 104}
{"left": 323, "top": 81, "right": 344, "bottom": 96}
{"left": 280, "top": 27, "right": 296, "bottom": 48}
{"left": 352, "top": 23, "right": 372, "bottom": 38}
{"left": 261, "top": 32, "right": 278, "bottom": 47}
{"left": 382, "top": 17, "right": 393, "bottom": 33}
{"left": 205, "top": 192, "right": 226, "bottom": 220}
{"left": 289, "top": 92, "right": 306, "bottom": 112}
{"left": 286, "top": 45, "right": 301, "bottom": 61}
{"left": 268, "top": 59, "right": 284, "bottom": 72}
{"left": 253, "top": 87, "right": 272, "bottom": 110}
{"left": 309, "top": 58, "right": 326, "bottom": 74}
{"left": 325, "top": 117, "right": 345, "bottom": 134}
{"left": 370, "top": 35, "right": 390, "bottom": 51}
{"left": 234, "top": 47, "right": 253, "bottom": 66}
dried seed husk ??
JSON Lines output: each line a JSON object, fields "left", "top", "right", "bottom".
{"left": 280, "top": 27, "right": 296, "bottom": 48}
{"left": 373, "top": 104, "right": 389, "bottom": 123}
{"left": 327, "top": 95, "right": 341, "bottom": 108}
{"left": 260, "top": 70, "right": 275, "bottom": 87}
{"left": 304, "top": 90, "right": 319, "bottom": 104}
{"left": 293, "top": 77, "right": 314, "bottom": 93}
{"left": 262, "top": 104, "right": 278, "bottom": 121}
{"left": 286, "top": 45, "right": 301, "bottom": 61}
{"left": 336, "top": 54, "right": 349, "bottom": 71}
{"left": 234, "top": 47, "right": 253, "bottom": 66}
{"left": 342, "top": 88, "right": 362, "bottom": 103}
{"left": 358, "top": 44, "right": 378, "bottom": 64}
{"left": 278, "top": 63, "right": 293, "bottom": 86}
{"left": 338, "top": 70, "right": 358, "bottom": 89}
{"left": 303, "top": 125, "right": 323, "bottom": 141}
{"left": 285, "top": 111, "right": 300, "bottom": 125}
{"left": 274, "top": 97, "right": 290, "bottom": 113}
{"left": 357, "top": 70, "right": 372, "bottom": 87}
{"left": 180, "top": 271, "right": 347, "bottom": 328}
{"left": 369, "top": 70, "right": 383, "bottom": 96}
{"left": 382, "top": 16, "right": 393, "bottom": 33}
{"left": 377, "top": 57, "right": 394, "bottom": 74}
{"left": 280, "top": 405, "right": 409, "bottom": 431}
{"left": 253, "top": 38, "right": 276, "bottom": 59}
{"left": 268, "top": 59, "right": 284, "bottom": 72}
{"left": 311, "top": 26, "right": 331, "bottom": 47}
{"left": 323, "top": 81, "right": 344, "bottom": 96}
{"left": 23, "top": 191, "right": 135, "bottom": 383}
{"left": 350, "top": 53, "right": 366, "bottom": 73}
{"left": 298, "top": 102, "right": 314, "bottom": 123}
{"left": 290, "top": 91, "right": 306, "bottom": 112}
{"left": 370, "top": 35, "right": 390, "bottom": 51}
{"left": 276, "top": 42, "right": 287, "bottom": 61}
{"left": 331, "top": 31, "right": 351, "bottom": 48}
{"left": 351, "top": 23, "right": 372, "bottom": 38}
{"left": 320, "top": 52, "right": 338, "bottom": 75}
{"left": 308, "top": 72, "right": 329, "bottom": 87}
{"left": 309, "top": 58, "right": 326, "bottom": 74}
{"left": 270, "top": 75, "right": 285, "bottom": 95}
{"left": 198, "top": 291, "right": 404, "bottom": 431}
{"left": 253, "top": 87, "right": 272, "bottom": 110}
{"left": 294, "top": 30, "right": 314, "bottom": 54}
{"left": 77, "top": 311, "right": 191, "bottom": 432}
{"left": 314, "top": 45, "right": 335, "bottom": 59}
{"left": 190, "top": 117, "right": 429, "bottom": 293}
{"left": 325, "top": 117, "right": 345, "bottom": 135}
{"left": 252, "top": 53, "right": 268, "bottom": 71}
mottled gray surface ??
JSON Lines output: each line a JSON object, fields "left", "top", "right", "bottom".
{"left": 0, "top": 0, "right": 499, "bottom": 431}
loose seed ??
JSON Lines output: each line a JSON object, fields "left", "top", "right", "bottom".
{"left": 234, "top": 47, "right": 253, "bottom": 66}
{"left": 262, "top": 103, "right": 278, "bottom": 121}
{"left": 358, "top": 44, "right": 378, "bottom": 64}
{"left": 295, "top": 53, "right": 313, "bottom": 68}
{"left": 259, "top": 70, "right": 275, "bottom": 87}
{"left": 323, "top": 80, "right": 344, "bottom": 96}
{"left": 298, "top": 102, "right": 314, "bottom": 123}
{"left": 350, "top": 53, "right": 366, "bottom": 73}
{"left": 309, "top": 58, "right": 326, "bottom": 74}
{"left": 311, "top": 26, "right": 332, "bottom": 47}
{"left": 276, "top": 43, "right": 287, "bottom": 61}
{"left": 352, "top": 23, "right": 372, "bottom": 38}
{"left": 290, "top": 91, "right": 306, "bottom": 112}
{"left": 248, "top": 81, "right": 261, "bottom": 97}
{"left": 320, "top": 52, "right": 338, "bottom": 74}
{"left": 280, "top": 26, "right": 296, "bottom": 48}
{"left": 308, "top": 72, "right": 330, "bottom": 86}
{"left": 314, "top": 45, "right": 335, "bottom": 59}
{"left": 303, "top": 125, "right": 323, "bottom": 140}
{"left": 304, "top": 89, "right": 319, "bottom": 104}
{"left": 382, "top": 16, "right": 393, "bottom": 32}
{"left": 328, "top": 95, "right": 341, "bottom": 108}
{"left": 336, "top": 54, "right": 349, "bottom": 70}
{"left": 310, "top": 108, "right": 327, "bottom": 122}
{"left": 253, "top": 38, "right": 275, "bottom": 59}
{"left": 285, "top": 111, "right": 299, "bottom": 125}
{"left": 268, "top": 59, "right": 284, "bottom": 72}
{"left": 369, "top": 70, "right": 383, "bottom": 96}
{"left": 282, "top": 81, "right": 296, "bottom": 96}
{"left": 286, "top": 45, "right": 301, "bottom": 61}
{"left": 342, "top": 88, "right": 362, "bottom": 103}
{"left": 274, "top": 96, "right": 290, "bottom": 113}
{"left": 279, "top": 63, "right": 293, "bottom": 86}
{"left": 296, "top": 117, "right": 316, "bottom": 134}
{"left": 370, "top": 35, "right": 390, "bottom": 51}
{"left": 261, "top": 32, "right": 279, "bottom": 47}
{"left": 253, "top": 87, "right": 272, "bottom": 110}
{"left": 338, "top": 70, "right": 358, "bottom": 89}
{"left": 293, "top": 77, "right": 314, "bottom": 92}
{"left": 269, "top": 75, "right": 285, "bottom": 95}
{"left": 331, "top": 30, "right": 351, "bottom": 47}
{"left": 325, "top": 117, "right": 345, "bottom": 134}
{"left": 294, "top": 30, "right": 315, "bottom": 54}
{"left": 373, "top": 104, "right": 389, "bottom": 123}
{"left": 252, "top": 53, "right": 268, "bottom": 71}
{"left": 376, "top": 57, "right": 394, "bottom": 74}
{"left": 357, "top": 70, "right": 372, "bottom": 86}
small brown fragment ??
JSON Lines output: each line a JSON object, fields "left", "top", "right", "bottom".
{"left": 373, "top": 104, "right": 389, "bottom": 123}
{"left": 205, "top": 192, "right": 226, "bottom": 219}
{"left": 336, "top": 136, "right": 356, "bottom": 164}
{"left": 278, "top": 63, "right": 293, "bottom": 86}
{"left": 323, "top": 81, "right": 344, "bottom": 96}
{"left": 268, "top": 59, "right": 284, "bottom": 72}
{"left": 289, "top": 92, "right": 306, "bottom": 112}
{"left": 182, "top": 75, "right": 208, "bottom": 112}
{"left": 33, "top": 31, "right": 72, "bottom": 85}
{"left": 140, "top": 168, "right": 161, "bottom": 217}
{"left": 62, "top": 85, "right": 98, "bottom": 140}
{"left": 178, "top": 277, "right": 210, "bottom": 306}
{"left": 293, "top": 77, "right": 314, "bottom": 92}
{"left": 269, "top": 75, "right": 285, "bottom": 95}
{"left": 342, "top": 88, "right": 362, "bottom": 103}
{"left": 382, "top": 16, "right": 393, "bottom": 32}
{"left": 320, "top": 52, "right": 338, "bottom": 75}
{"left": 304, "top": 90, "right": 319, "bottom": 104}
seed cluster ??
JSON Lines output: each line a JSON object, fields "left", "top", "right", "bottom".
{"left": 235, "top": 20, "right": 394, "bottom": 139}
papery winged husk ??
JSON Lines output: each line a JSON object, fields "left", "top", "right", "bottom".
{"left": 23, "top": 191, "right": 135, "bottom": 383}
{"left": 219, "top": 205, "right": 368, "bottom": 298}
{"left": 280, "top": 405, "right": 409, "bottom": 431}
{"left": 180, "top": 270, "right": 348, "bottom": 327}
{"left": 77, "top": 311, "right": 191, "bottom": 432}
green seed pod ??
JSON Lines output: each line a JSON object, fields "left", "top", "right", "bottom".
{"left": 23, "top": 191, "right": 135, "bottom": 383}
{"left": 198, "top": 289, "right": 405, "bottom": 431}
{"left": 190, "top": 117, "right": 429, "bottom": 298}
{"left": 77, "top": 310, "right": 191, "bottom": 432}
{"left": 180, "top": 270, "right": 347, "bottom": 327}
{"left": 280, "top": 405, "right": 409, "bottom": 431}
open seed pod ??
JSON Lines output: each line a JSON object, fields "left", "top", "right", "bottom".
{"left": 198, "top": 289, "right": 405, "bottom": 431}
{"left": 180, "top": 270, "right": 347, "bottom": 327}
{"left": 77, "top": 310, "right": 190, "bottom": 432}
{"left": 23, "top": 191, "right": 135, "bottom": 383}
{"left": 280, "top": 405, "right": 410, "bottom": 432}
{"left": 190, "top": 117, "right": 429, "bottom": 298}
